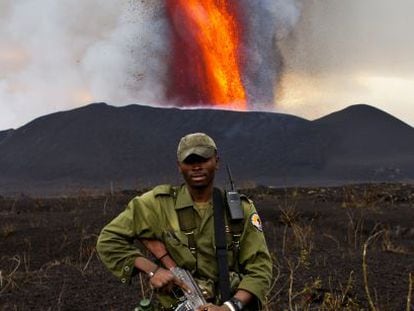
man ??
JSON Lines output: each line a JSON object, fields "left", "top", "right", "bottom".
{"left": 97, "top": 133, "right": 272, "bottom": 310}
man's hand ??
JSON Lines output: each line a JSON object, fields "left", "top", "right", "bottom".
{"left": 150, "top": 267, "right": 191, "bottom": 294}
{"left": 196, "top": 303, "right": 230, "bottom": 311}
{"left": 134, "top": 256, "right": 189, "bottom": 294}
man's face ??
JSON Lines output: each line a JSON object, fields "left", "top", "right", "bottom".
{"left": 178, "top": 154, "right": 219, "bottom": 189}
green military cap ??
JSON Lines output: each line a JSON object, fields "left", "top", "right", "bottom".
{"left": 177, "top": 133, "right": 217, "bottom": 162}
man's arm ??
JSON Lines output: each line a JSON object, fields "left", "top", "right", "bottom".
{"left": 96, "top": 193, "right": 165, "bottom": 283}
{"left": 134, "top": 256, "right": 190, "bottom": 292}
{"left": 196, "top": 289, "right": 253, "bottom": 311}
{"left": 97, "top": 193, "right": 190, "bottom": 294}
{"left": 96, "top": 199, "right": 143, "bottom": 283}
{"left": 230, "top": 199, "right": 273, "bottom": 308}
{"left": 233, "top": 289, "right": 254, "bottom": 306}
{"left": 137, "top": 239, "right": 191, "bottom": 291}
{"left": 140, "top": 238, "right": 177, "bottom": 269}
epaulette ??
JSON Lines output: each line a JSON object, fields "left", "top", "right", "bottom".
{"left": 153, "top": 184, "right": 174, "bottom": 197}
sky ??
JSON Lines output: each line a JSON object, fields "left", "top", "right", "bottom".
{"left": 277, "top": 0, "right": 414, "bottom": 125}
{"left": 0, "top": 0, "right": 413, "bottom": 130}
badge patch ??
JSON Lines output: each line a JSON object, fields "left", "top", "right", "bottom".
{"left": 250, "top": 213, "right": 263, "bottom": 232}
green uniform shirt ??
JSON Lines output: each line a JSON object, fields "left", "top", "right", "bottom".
{"left": 96, "top": 184, "right": 272, "bottom": 308}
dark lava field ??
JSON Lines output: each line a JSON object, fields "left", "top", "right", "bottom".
{"left": 1, "top": 183, "right": 413, "bottom": 310}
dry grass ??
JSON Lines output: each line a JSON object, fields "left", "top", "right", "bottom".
{"left": 1, "top": 223, "right": 16, "bottom": 238}
{"left": 1, "top": 184, "right": 413, "bottom": 310}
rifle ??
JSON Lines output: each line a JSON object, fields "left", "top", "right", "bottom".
{"left": 141, "top": 239, "right": 207, "bottom": 311}
{"left": 170, "top": 266, "right": 207, "bottom": 310}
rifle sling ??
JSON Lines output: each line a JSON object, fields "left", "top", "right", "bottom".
{"left": 213, "top": 187, "right": 232, "bottom": 302}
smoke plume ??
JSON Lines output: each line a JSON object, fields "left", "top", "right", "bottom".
{"left": 239, "top": 0, "right": 302, "bottom": 109}
{"left": 0, "top": 0, "right": 302, "bottom": 129}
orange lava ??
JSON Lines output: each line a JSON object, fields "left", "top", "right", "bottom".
{"left": 167, "top": 0, "right": 247, "bottom": 109}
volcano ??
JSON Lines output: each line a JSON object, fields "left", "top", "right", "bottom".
{"left": 0, "top": 103, "right": 413, "bottom": 196}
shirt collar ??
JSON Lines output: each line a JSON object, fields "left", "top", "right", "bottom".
{"left": 174, "top": 184, "right": 194, "bottom": 210}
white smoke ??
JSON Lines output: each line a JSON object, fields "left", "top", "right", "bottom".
{"left": 0, "top": 0, "right": 302, "bottom": 130}
{"left": 81, "top": 1, "right": 170, "bottom": 105}
{"left": 239, "top": 0, "right": 303, "bottom": 109}
{"left": 277, "top": 0, "right": 414, "bottom": 126}
{"left": 0, "top": 0, "right": 170, "bottom": 130}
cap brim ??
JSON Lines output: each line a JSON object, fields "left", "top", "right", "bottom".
{"left": 179, "top": 146, "right": 215, "bottom": 162}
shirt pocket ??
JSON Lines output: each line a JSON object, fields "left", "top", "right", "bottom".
{"left": 163, "top": 230, "right": 196, "bottom": 270}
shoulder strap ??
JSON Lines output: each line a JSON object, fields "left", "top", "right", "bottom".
{"left": 153, "top": 184, "right": 173, "bottom": 196}
{"left": 213, "top": 187, "right": 231, "bottom": 302}
{"left": 176, "top": 207, "right": 197, "bottom": 256}
{"left": 229, "top": 219, "right": 243, "bottom": 273}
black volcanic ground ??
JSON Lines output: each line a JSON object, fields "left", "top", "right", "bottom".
{"left": 0, "top": 103, "right": 413, "bottom": 195}
{"left": 1, "top": 184, "right": 413, "bottom": 309}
